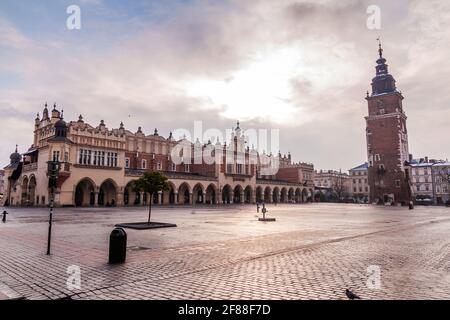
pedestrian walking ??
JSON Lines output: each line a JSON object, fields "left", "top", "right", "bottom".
{"left": 256, "top": 202, "right": 260, "bottom": 213}
{"left": 2, "top": 210, "right": 8, "bottom": 223}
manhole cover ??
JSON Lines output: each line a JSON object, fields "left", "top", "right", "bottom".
{"left": 127, "top": 246, "right": 151, "bottom": 251}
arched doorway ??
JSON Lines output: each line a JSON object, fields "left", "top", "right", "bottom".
{"left": 124, "top": 181, "right": 138, "bottom": 206}
{"left": 21, "top": 176, "right": 29, "bottom": 205}
{"left": 75, "top": 178, "right": 96, "bottom": 207}
{"left": 302, "top": 189, "right": 309, "bottom": 203}
{"left": 98, "top": 179, "right": 117, "bottom": 206}
{"left": 205, "top": 184, "right": 216, "bottom": 204}
{"left": 272, "top": 187, "right": 280, "bottom": 203}
{"left": 256, "top": 186, "right": 263, "bottom": 203}
{"left": 28, "top": 176, "right": 37, "bottom": 206}
{"left": 288, "top": 188, "right": 294, "bottom": 203}
{"left": 233, "top": 185, "right": 243, "bottom": 204}
{"left": 178, "top": 183, "right": 191, "bottom": 204}
{"left": 295, "top": 188, "right": 301, "bottom": 203}
{"left": 192, "top": 183, "right": 204, "bottom": 204}
{"left": 264, "top": 186, "right": 272, "bottom": 203}
{"left": 163, "top": 182, "right": 176, "bottom": 205}
{"left": 222, "top": 184, "right": 232, "bottom": 204}
{"left": 244, "top": 186, "right": 252, "bottom": 203}
{"left": 280, "top": 187, "right": 287, "bottom": 203}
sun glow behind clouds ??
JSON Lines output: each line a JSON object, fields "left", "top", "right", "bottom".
{"left": 185, "top": 47, "right": 305, "bottom": 124}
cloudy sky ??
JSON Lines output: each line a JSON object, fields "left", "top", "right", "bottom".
{"left": 1, "top": 0, "right": 449, "bottom": 170}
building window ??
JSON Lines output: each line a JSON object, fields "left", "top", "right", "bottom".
{"left": 395, "top": 180, "right": 401, "bottom": 188}
{"left": 156, "top": 162, "right": 162, "bottom": 170}
{"left": 142, "top": 159, "right": 147, "bottom": 169}
{"left": 237, "top": 164, "right": 243, "bottom": 174}
{"left": 375, "top": 154, "right": 381, "bottom": 162}
{"left": 185, "top": 164, "right": 190, "bottom": 172}
{"left": 227, "top": 164, "right": 233, "bottom": 173}
{"left": 170, "top": 163, "right": 176, "bottom": 171}
{"left": 125, "top": 158, "right": 130, "bottom": 168}
{"left": 53, "top": 151, "right": 60, "bottom": 162}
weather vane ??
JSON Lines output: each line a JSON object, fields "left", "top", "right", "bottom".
{"left": 376, "top": 37, "right": 383, "bottom": 58}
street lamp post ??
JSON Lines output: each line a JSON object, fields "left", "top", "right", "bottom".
{"left": 46, "top": 160, "right": 61, "bottom": 255}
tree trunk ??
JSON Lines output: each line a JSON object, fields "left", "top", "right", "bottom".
{"left": 148, "top": 193, "right": 152, "bottom": 224}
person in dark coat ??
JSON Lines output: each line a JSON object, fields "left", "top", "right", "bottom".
{"left": 2, "top": 210, "right": 8, "bottom": 223}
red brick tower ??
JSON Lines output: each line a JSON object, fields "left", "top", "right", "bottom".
{"left": 365, "top": 41, "right": 412, "bottom": 205}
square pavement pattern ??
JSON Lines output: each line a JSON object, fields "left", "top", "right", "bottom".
{"left": 0, "top": 204, "right": 450, "bottom": 300}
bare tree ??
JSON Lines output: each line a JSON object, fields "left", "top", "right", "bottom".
{"left": 332, "top": 170, "right": 349, "bottom": 200}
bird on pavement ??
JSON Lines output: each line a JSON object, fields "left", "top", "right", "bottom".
{"left": 345, "top": 289, "right": 361, "bottom": 300}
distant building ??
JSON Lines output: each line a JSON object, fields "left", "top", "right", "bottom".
{"left": 2, "top": 104, "right": 315, "bottom": 207}
{"left": 314, "top": 170, "right": 351, "bottom": 201}
{"left": 410, "top": 156, "right": 450, "bottom": 205}
{"left": 348, "top": 163, "right": 370, "bottom": 203}
{"left": 431, "top": 162, "right": 450, "bottom": 205}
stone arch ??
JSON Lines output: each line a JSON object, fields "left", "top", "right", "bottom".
{"left": 28, "top": 175, "right": 37, "bottom": 206}
{"left": 302, "top": 188, "right": 309, "bottom": 203}
{"left": 205, "top": 184, "right": 217, "bottom": 204}
{"left": 98, "top": 179, "right": 118, "bottom": 206}
{"left": 272, "top": 187, "right": 280, "bottom": 203}
{"left": 288, "top": 187, "right": 295, "bottom": 202}
{"left": 256, "top": 186, "right": 263, "bottom": 203}
{"left": 75, "top": 177, "right": 96, "bottom": 207}
{"left": 280, "top": 187, "right": 287, "bottom": 203}
{"left": 244, "top": 185, "right": 253, "bottom": 203}
{"left": 178, "top": 182, "right": 191, "bottom": 204}
{"left": 222, "top": 184, "right": 232, "bottom": 204}
{"left": 233, "top": 185, "right": 243, "bottom": 204}
{"left": 192, "top": 183, "right": 205, "bottom": 204}
{"left": 21, "top": 176, "right": 29, "bottom": 205}
{"left": 163, "top": 181, "right": 176, "bottom": 205}
{"left": 124, "top": 180, "right": 139, "bottom": 206}
{"left": 295, "top": 188, "right": 301, "bottom": 203}
{"left": 264, "top": 186, "right": 272, "bottom": 203}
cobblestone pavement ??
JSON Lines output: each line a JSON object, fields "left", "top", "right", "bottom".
{"left": 0, "top": 203, "right": 449, "bottom": 300}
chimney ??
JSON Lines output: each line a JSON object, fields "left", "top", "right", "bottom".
{"left": 425, "top": 156, "right": 429, "bottom": 163}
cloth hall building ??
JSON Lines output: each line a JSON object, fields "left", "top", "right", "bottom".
{"left": 2, "top": 105, "right": 315, "bottom": 207}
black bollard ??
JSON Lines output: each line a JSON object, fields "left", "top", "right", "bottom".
{"left": 108, "top": 228, "right": 127, "bottom": 264}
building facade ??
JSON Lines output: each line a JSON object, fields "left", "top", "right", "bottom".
{"left": 409, "top": 157, "right": 450, "bottom": 205}
{"left": 0, "top": 169, "right": 5, "bottom": 204}
{"left": 348, "top": 163, "right": 370, "bottom": 203}
{"left": 365, "top": 42, "right": 413, "bottom": 205}
{"left": 2, "top": 104, "right": 315, "bottom": 207}
{"left": 313, "top": 169, "right": 351, "bottom": 201}
{"left": 432, "top": 162, "right": 450, "bottom": 205}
